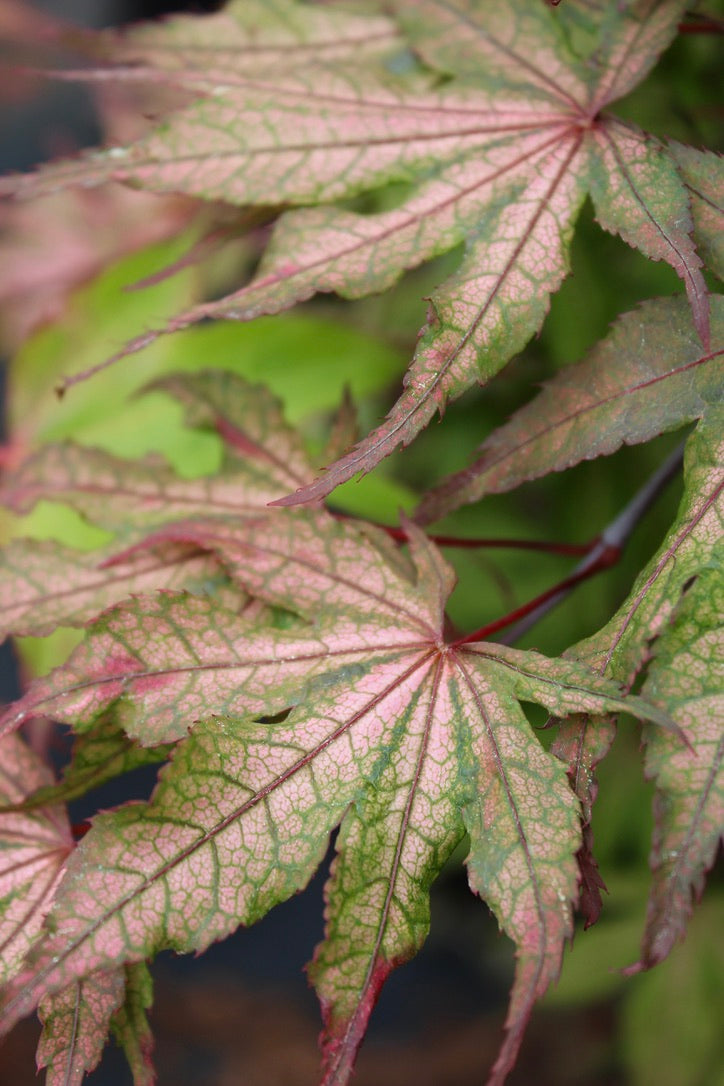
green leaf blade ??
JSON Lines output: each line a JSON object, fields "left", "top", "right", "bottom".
{"left": 588, "top": 120, "right": 709, "bottom": 345}
{"left": 635, "top": 578, "right": 724, "bottom": 970}
{"left": 418, "top": 295, "right": 723, "bottom": 522}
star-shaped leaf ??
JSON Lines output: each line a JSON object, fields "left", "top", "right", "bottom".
{"left": 0, "top": 510, "right": 675, "bottom": 1086}
{"left": 0, "top": 0, "right": 714, "bottom": 502}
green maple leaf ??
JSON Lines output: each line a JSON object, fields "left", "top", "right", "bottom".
{"left": 0, "top": 0, "right": 717, "bottom": 502}
{"left": 418, "top": 294, "right": 723, "bottom": 522}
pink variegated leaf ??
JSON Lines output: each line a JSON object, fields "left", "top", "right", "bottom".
{"left": 0, "top": 538, "right": 241, "bottom": 640}
{"left": 0, "top": 443, "right": 267, "bottom": 533}
{"left": 566, "top": 413, "right": 723, "bottom": 963}
{"left": 632, "top": 576, "right": 723, "bottom": 971}
{"left": 0, "top": 588, "right": 337, "bottom": 746}
{"left": 93, "top": 0, "right": 401, "bottom": 76}
{"left": 417, "top": 295, "right": 723, "bottom": 522}
{"left": 669, "top": 142, "right": 724, "bottom": 280}
{"left": 587, "top": 119, "right": 708, "bottom": 345}
{"left": 0, "top": 0, "right": 707, "bottom": 499}
{"left": 37, "top": 969, "right": 126, "bottom": 1086}
{"left": 0, "top": 518, "right": 672, "bottom": 1086}
{"left": 16, "top": 713, "right": 172, "bottom": 813}
{"left": 0, "top": 185, "right": 194, "bottom": 354}
{"left": 0, "top": 734, "right": 73, "bottom": 987}
{"left": 0, "top": 371, "right": 316, "bottom": 535}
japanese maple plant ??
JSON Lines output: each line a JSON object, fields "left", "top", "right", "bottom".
{"left": 0, "top": 1, "right": 721, "bottom": 1084}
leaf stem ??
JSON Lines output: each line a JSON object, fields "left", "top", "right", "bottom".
{"left": 454, "top": 443, "right": 685, "bottom": 646}
{"left": 328, "top": 510, "right": 590, "bottom": 555}
{"left": 678, "top": 15, "right": 724, "bottom": 35}
{"left": 391, "top": 527, "right": 591, "bottom": 555}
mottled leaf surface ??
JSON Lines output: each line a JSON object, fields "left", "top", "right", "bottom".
{"left": 669, "top": 143, "right": 724, "bottom": 280}
{"left": 0, "top": 0, "right": 711, "bottom": 501}
{"left": 570, "top": 412, "right": 723, "bottom": 968}
{"left": 0, "top": 538, "right": 239, "bottom": 640}
{"left": 0, "top": 735, "right": 73, "bottom": 987}
{"left": 418, "top": 295, "right": 723, "bottom": 522}
{"left": 37, "top": 970, "right": 126, "bottom": 1086}
{"left": 0, "top": 514, "right": 671, "bottom": 1086}
{"left": 0, "top": 372, "right": 316, "bottom": 535}
{"left": 635, "top": 576, "right": 723, "bottom": 970}
{"left": 93, "top": 0, "right": 400, "bottom": 76}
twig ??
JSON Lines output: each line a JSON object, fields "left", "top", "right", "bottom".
{"left": 328, "top": 509, "right": 590, "bottom": 556}
{"left": 678, "top": 14, "right": 724, "bottom": 35}
{"left": 387, "top": 527, "right": 590, "bottom": 556}
{"left": 455, "top": 443, "right": 685, "bottom": 647}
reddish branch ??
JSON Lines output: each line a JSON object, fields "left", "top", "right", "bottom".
{"left": 384, "top": 527, "right": 590, "bottom": 556}
{"left": 334, "top": 442, "right": 684, "bottom": 646}
{"left": 678, "top": 14, "right": 724, "bottom": 35}
{"left": 492, "top": 443, "right": 686, "bottom": 645}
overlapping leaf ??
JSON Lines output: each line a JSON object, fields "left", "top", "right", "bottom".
{"left": 0, "top": 0, "right": 714, "bottom": 503}
{"left": 417, "top": 295, "right": 723, "bottom": 523}
{"left": 0, "top": 538, "right": 241, "bottom": 640}
{"left": 0, "top": 371, "right": 315, "bottom": 536}
{"left": 0, "top": 370, "right": 315, "bottom": 670}
{"left": 37, "top": 970, "right": 126, "bottom": 1086}
{"left": 36, "top": 963, "right": 155, "bottom": 1086}
{"left": 559, "top": 412, "right": 723, "bottom": 968}
{"left": 0, "top": 734, "right": 73, "bottom": 987}
{"left": 0, "top": 507, "right": 674, "bottom": 1086}
{"left": 635, "top": 576, "right": 723, "bottom": 970}
{"left": 669, "top": 144, "right": 724, "bottom": 280}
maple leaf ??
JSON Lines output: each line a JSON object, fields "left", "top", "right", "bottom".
{"left": 0, "top": 185, "right": 194, "bottom": 353}
{"left": 0, "top": 538, "right": 242, "bottom": 640}
{"left": 0, "top": 734, "right": 73, "bottom": 987}
{"left": 417, "top": 294, "right": 723, "bottom": 523}
{"left": 669, "top": 143, "right": 724, "bottom": 281}
{"left": 37, "top": 970, "right": 127, "bottom": 1086}
{"left": 635, "top": 575, "right": 723, "bottom": 969}
{"left": 0, "top": 0, "right": 714, "bottom": 501}
{"left": 0, "top": 371, "right": 316, "bottom": 536}
{"left": 0, "top": 509, "right": 676, "bottom": 1085}
{"left": 555, "top": 411, "right": 723, "bottom": 967}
